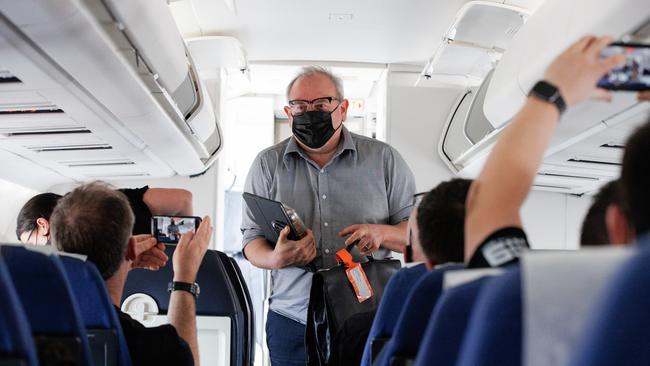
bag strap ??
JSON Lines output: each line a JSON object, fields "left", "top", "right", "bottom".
{"left": 336, "top": 248, "right": 355, "bottom": 268}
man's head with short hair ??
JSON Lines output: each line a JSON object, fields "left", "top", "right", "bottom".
{"left": 415, "top": 178, "right": 471, "bottom": 265}
{"left": 580, "top": 180, "right": 624, "bottom": 246}
{"left": 619, "top": 121, "right": 650, "bottom": 239}
{"left": 286, "top": 66, "right": 344, "bottom": 101}
{"left": 16, "top": 192, "right": 62, "bottom": 242}
{"left": 50, "top": 182, "right": 134, "bottom": 279}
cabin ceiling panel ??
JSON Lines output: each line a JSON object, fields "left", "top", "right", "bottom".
{"left": 171, "top": 0, "right": 470, "bottom": 64}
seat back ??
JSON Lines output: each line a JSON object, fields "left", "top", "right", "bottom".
{"left": 455, "top": 268, "right": 521, "bottom": 366}
{"left": 0, "top": 244, "right": 93, "bottom": 365}
{"left": 413, "top": 275, "right": 493, "bottom": 366}
{"left": 570, "top": 237, "right": 650, "bottom": 366}
{"left": 360, "top": 263, "right": 427, "bottom": 366}
{"left": 60, "top": 255, "right": 131, "bottom": 366}
{"left": 122, "top": 245, "right": 254, "bottom": 366}
{"left": 521, "top": 248, "right": 630, "bottom": 366}
{"left": 0, "top": 256, "right": 38, "bottom": 366}
{"left": 374, "top": 264, "right": 464, "bottom": 366}
{"left": 223, "top": 253, "right": 255, "bottom": 366}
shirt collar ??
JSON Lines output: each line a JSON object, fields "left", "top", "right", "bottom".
{"left": 283, "top": 125, "right": 357, "bottom": 162}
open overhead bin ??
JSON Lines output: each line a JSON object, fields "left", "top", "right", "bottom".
{"left": 416, "top": 1, "right": 534, "bottom": 87}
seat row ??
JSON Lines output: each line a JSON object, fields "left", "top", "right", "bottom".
{"left": 363, "top": 235, "right": 650, "bottom": 366}
{"left": 0, "top": 243, "right": 254, "bottom": 366}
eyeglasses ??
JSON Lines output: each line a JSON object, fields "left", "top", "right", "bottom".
{"left": 288, "top": 96, "right": 340, "bottom": 116}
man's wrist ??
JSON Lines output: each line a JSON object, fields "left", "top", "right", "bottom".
{"left": 528, "top": 80, "right": 567, "bottom": 115}
{"left": 173, "top": 272, "right": 197, "bottom": 283}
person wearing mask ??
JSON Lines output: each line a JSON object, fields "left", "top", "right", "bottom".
{"left": 241, "top": 66, "right": 416, "bottom": 365}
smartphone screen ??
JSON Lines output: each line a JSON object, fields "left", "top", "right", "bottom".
{"left": 151, "top": 215, "right": 202, "bottom": 244}
{"left": 597, "top": 43, "right": 650, "bottom": 91}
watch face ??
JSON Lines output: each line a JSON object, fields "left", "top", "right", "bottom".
{"left": 535, "top": 81, "right": 558, "bottom": 98}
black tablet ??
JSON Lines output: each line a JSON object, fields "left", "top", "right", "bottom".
{"left": 242, "top": 192, "right": 302, "bottom": 246}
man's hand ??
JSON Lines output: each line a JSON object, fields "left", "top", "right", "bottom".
{"left": 173, "top": 216, "right": 212, "bottom": 283}
{"left": 271, "top": 226, "right": 317, "bottom": 268}
{"left": 544, "top": 35, "right": 625, "bottom": 106}
{"left": 339, "top": 224, "right": 384, "bottom": 256}
{"left": 127, "top": 234, "right": 168, "bottom": 270}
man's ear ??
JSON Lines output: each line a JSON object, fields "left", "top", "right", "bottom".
{"left": 606, "top": 204, "right": 634, "bottom": 245}
{"left": 125, "top": 236, "right": 137, "bottom": 262}
{"left": 338, "top": 99, "right": 349, "bottom": 122}
{"left": 36, "top": 217, "right": 50, "bottom": 236}
{"left": 425, "top": 259, "right": 435, "bottom": 271}
{"left": 284, "top": 106, "right": 293, "bottom": 126}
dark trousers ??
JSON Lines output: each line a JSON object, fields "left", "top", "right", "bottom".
{"left": 266, "top": 310, "right": 307, "bottom": 366}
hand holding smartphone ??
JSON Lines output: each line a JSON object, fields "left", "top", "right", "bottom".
{"left": 151, "top": 215, "right": 202, "bottom": 244}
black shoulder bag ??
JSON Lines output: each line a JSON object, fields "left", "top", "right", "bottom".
{"left": 306, "top": 248, "right": 401, "bottom": 366}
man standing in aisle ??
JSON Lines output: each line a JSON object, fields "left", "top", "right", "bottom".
{"left": 241, "top": 67, "right": 416, "bottom": 365}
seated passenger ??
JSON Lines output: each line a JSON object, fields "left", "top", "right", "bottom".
{"left": 349, "top": 179, "right": 470, "bottom": 366}
{"left": 464, "top": 36, "right": 629, "bottom": 267}
{"left": 415, "top": 178, "right": 469, "bottom": 268}
{"left": 50, "top": 182, "right": 211, "bottom": 366}
{"left": 16, "top": 186, "right": 194, "bottom": 244}
{"left": 580, "top": 180, "right": 627, "bottom": 246}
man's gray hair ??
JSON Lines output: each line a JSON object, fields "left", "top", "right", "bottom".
{"left": 286, "top": 66, "right": 344, "bottom": 101}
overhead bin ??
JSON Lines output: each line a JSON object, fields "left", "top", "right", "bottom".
{"left": 0, "top": 0, "right": 230, "bottom": 188}
{"left": 437, "top": 0, "right": 650, "bottom": 194}
{"left": 485, "top": 0, "right": 650, "bottom": 127}
{"left": 416, "top": 1, "right": 533, "bottom": 87}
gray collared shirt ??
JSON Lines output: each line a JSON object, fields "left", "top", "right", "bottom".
{"left": 241, "top": 127, "right": 416, "bottom": 324}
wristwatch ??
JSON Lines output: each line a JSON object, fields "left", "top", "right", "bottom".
{"left": 168, "top": 281, "right": 200, "bottom": 299}
{"left": 529, "top": 80, "right": 567, "bottom": 115}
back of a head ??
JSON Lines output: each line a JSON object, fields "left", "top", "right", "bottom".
{"left": 50, "top": 182, "right": 134, "bottom": 279}
{"left": 417, "top": 178, "right": 472, "bottom": 264}
{"left": 620, "top": 120, "right": 650, "bottom": 238}
{"left": 580, "top": 180, "right": 623, "bottom": 246}
{"left": 15, "top": 192, "right": 62, "bottom": 240}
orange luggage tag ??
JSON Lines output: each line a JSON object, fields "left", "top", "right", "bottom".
{"left": 336, "top": 248, "right": 373, "bottom": 303}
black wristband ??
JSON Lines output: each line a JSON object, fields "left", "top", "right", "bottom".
{"left": 529, "top": 80, "right": 567, "bottom": 115}
{"left": 167, "top": 281, "right": 200, "bottom": 299}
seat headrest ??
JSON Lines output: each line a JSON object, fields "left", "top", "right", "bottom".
{"left": 521, "top": 247, "right": 632, "bottom": 366}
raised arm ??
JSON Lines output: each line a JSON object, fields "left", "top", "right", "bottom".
{"left": 169, "top": 216, "right": 212, "bottom": 366}
{"left": 465, "top": 36, "right": 625, "bottom": 261}
{"left": 144, "top": 188, "right": 194, "bottom": 216}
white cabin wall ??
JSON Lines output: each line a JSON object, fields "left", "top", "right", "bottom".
{"left": 0, "top": 179, "right": 39, "bottom": 243}
{"left": 384, "top": 68, "right": 593, "bottom": 250}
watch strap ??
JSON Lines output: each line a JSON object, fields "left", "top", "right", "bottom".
{"left": 529, "top": 80, "right": 567, "bottom": 115}
{"left": 167, "top": 281, "right": 200, "bottom": 299}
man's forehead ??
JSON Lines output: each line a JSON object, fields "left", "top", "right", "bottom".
{"left": 288, "top": 73, "right": 338, "bottom": 99}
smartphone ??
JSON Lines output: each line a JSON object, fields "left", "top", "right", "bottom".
{"left": 151, "top": 215, "right": 202, "bottom": 244}
{"left": 597, "top": 43, "right": 650, "bottom": 91}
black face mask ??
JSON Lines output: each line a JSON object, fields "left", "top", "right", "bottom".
{"left": 292, "top": 109, "right": 342, "bottom": 149}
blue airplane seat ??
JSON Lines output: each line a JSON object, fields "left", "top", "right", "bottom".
{"left": 374, "top": 264, "right": 465, "bottom": 366}
{"left": 412, "top": 275, "right": 493, "bottom": 366}
{"left": 361, "top": 263, "right": 428, "bottom": 366}
{"left": 0, "top": 245, "right": 93, "bottom": 365}
{"left": 225, "top": 253, "right": 256, "bottom": 366}
{"left": 455, "top": 268, "right": 522, "bottom": 366}
{"left": 570, "top": 236, "right": 650, "bottom": 366}
{"left": 123, "top": 244, "right": 254, "bottom": 366}
{"left": 60, "top": 255, "right": 132, "bottom": 366}
{"left": 0, "top": 256, "right": 38, "bottom": 366}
